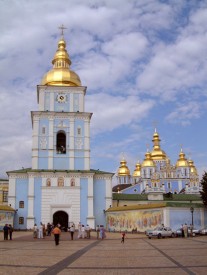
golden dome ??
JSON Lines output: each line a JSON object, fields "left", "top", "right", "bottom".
{"left": 188, "top": 159, "right": 198, "bottom": 175}
{"left": 41, "top": 37, "right": 81, "bottom": 86}
{"left": 142, "top": 151, "right": 155, "bottom": 167}
{"left": 176, "top": 148, "right": 189, "bottom": 167}
{"left": 150, "top": 129, "right": 167, "bottom": 160}
{"left": 117, "top": 158, "right": 130, "bottom": 176}
{"left": 133, "top": 161, "right": 141, "bottom": 177}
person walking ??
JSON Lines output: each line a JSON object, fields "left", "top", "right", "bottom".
{"left": 52, "top": 225, "right": 61, "bottom": 245}
{"left": 38, "top": 222, "right": 43, "bottom": 239}
{"left": 85, "top": 224, "right": 91, "bottom": 239}
{"left": 81, "top": 224, "right": 85, "bottom": 239}
{"left": 183, "top": 223, "right": 188, "bottom": 238}
{"left": 33, "top": 223, "right": 38, "bottom": 238}
{"left": 121, "top": 232, "right": 126, "bottom": 244}
{"left": 3, "top": 224, "right": 9, "bottom": 240}
{"left": 9, "top": 224, "right": 13, "bottom": 240}
{"left": 70, "top": 224, "right": 75, "bottom": 240}
{"left": 96, "top": 225, "right": 100, "bottom": 239}
{"left": 78, "top": 222, "right": 82, "bottom": 239}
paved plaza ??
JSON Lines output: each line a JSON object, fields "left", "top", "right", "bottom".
{"left": 0, "top": 231, "right": 207, "bottom": 274}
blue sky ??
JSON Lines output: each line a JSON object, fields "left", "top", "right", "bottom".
{"left": 0, "top": 0, "right": 207, "bottom": 181}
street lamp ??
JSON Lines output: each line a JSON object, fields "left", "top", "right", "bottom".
{"left": 190, "top": 206, "right": 194, "bottom": 227}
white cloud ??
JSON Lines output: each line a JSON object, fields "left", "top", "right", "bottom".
{"left": 86, "top": 93, "right": 154, "bottom": 135}
{"left": 166, "top": 101, "right": 201, "bottom": 125}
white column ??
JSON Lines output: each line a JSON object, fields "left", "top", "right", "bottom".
{"left": 8, "top": 177, "right": 16, "bottom": 209}
{"left": 105, "top": 177, "right": 112, "bottom": 210}
{"left": 27, "top": 176, "right": 35, "bottom": 229}
{"left": 80, "top": 93, "right": 84, "bottom": 112}
{"left": 87, "top": 176, "right": 95, "bottom": 228}
{"left": 84, "top": 119, "right": 90, "bottom": 170}
{"left": 32, "top": 118, "right": 39, "bottom": 169}
{"left": 50, "top": 92, "right": 54, "bottom": 111}
{"left": 70, "top": 93, "right": 74, "bottom": 112}
{"left": 69, "top": 118, "right": 75, "bottom": 169}
{"left": 39, "top": 90, "right": 44, "bottom": 111}
{"left": 48, "top": 118, "right": 54, "bottom": 169}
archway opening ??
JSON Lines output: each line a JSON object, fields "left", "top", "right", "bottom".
{"left": 53, "top": 211, "right": 68, "bottom": 231}
{"left": 56, "top": 131, "right": 66, "bottom": 154}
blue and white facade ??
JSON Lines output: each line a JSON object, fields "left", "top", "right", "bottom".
{"left": 7, "top": 36, "right": 113, "bottom": 230}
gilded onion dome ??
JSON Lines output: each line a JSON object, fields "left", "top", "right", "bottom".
{"left": 41, "top": 37, "right": 81, "bottom": 86}
{"left": 133, "top": 161, "right": 141, "bottom": 177}
{"left": 142, "top": 151, "right": 156, "bottom": 167}
{"left": 150, "top": 129, "right": 167, "bottom": 160}
{"left": 176, "top": 148, "right": 189, "bottom": 167}
{"left": 117, "top": 158, "right": 130, "bottom": 176}
{"left": 188, "top": 159, "right": 198, "bottom": 175}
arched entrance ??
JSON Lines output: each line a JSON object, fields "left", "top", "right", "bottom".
{"left": 53, "top": 211, "right": 68, "bottom": 231}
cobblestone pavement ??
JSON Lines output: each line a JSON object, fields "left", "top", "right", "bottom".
{"left": 0, "top": 231, "right": 207, "bottom": 274}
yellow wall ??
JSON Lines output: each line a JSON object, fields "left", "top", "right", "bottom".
{"left": 0, "top": 180, "right": 9, "bottom": 205}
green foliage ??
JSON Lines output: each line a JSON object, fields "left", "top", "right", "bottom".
{"left": 200, "top": 171, "right": 207, "bottom": 206}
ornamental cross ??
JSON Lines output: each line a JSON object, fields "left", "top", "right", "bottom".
{"left": 58, "top": 24, "right": 67, "bottom": 36}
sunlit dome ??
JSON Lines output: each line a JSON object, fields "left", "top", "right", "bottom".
{"left": 117, "top": 158, "right": 130, "bottom": 176}
{"left": 150, "top": 129, "right": 167, "bottom": 160}
{"left": 176, "top": 148, "right": 189, "bottom": 167}
{"left": 133, "top": 161, "right": 141, "bottom": 177}
{"left": 142, "top": 151, "right": 156, "bottom": 167}
{"left": 41, "top": 37, "right": 81, "bottom": 86}
{"left": 188, "top": 159, "right": 198, "bottom": 175}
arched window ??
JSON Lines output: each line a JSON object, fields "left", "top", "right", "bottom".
{"left": 56, "top": 131, "right": 66, "bottom": 154}
{"left": 46, "top": 178, "right": 51, "bottom": 187}
{"left": 58, "top": 177, "right": 64, "bottom": 187}
{"left": 70, "top": 178, "right": 75, "bottom": 186}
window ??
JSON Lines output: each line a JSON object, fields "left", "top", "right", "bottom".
{"left": 19, "top": 217, "right": 24, "bottom": 224}
{"left": 42, "top": 127, "right": 46, "bottom": 135}
{"left": 168, "top": 182, "right": 171, "bottom": 189}
{"left": 56, "top": 131, "right": 66, "bottom": 154}
{"left": 3, "top": 191, "right": 8, "bottom": 202}
{"left": 77, "top": 127, "right": 81, "bottom": 136}
{"left": 19, "top": 201, "right": 24, "bottom": 208}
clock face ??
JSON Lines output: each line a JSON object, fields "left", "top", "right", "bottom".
{"left": 57, "top": 94, "right": 66, "bottom": 103}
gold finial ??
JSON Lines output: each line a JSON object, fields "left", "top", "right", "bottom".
{"left": 146, "top": 143, "right": 150, "bottom": 151}
{"left": 180, "top": 144, "right": 183, "bottom": 152}
{"left": 58, "top": 24, "right": 67, "bottom": 37}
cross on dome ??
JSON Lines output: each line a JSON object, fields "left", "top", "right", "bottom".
{"left": 58, "top": 24, "right": 67, "bottom": 36}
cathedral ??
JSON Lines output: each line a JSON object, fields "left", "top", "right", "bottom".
{"left": 7, "top": 32, "right": 113, "bottom": 230}
{"left": 114, "top": 128, "right": 201, "bottom": 196}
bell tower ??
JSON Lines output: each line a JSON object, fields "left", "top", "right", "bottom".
{"left": 31, "top": 29, "right": 92, "bottom": 170}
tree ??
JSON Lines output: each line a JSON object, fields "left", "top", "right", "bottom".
{"left": 200, "top": 171, "right": 207, "bottom": 206}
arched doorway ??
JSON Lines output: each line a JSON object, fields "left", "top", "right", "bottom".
{"left": 53, "top": 211, "right": 68, "bottom": 231}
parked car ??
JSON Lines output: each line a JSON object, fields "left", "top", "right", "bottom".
{"left": 147, "top": 226, "right": 175, "bottom": 239}
{"left": 175, "top": 227, "right": 200, "bottom": 237}
{"left": 199, "top": 227, "right": 207, "bottom": 235}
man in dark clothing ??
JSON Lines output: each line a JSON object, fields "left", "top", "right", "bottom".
{"left": 3, "top": 224, "right": 9, "bottom": 240}
{"left": 9, "top": 224, "right": 13, "bottom": 240}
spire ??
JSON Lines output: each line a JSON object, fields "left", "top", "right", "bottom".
{"left": 41, "top": 26, "right": 81, "bottom": 86}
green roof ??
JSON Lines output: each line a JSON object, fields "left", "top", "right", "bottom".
{"left": 7, "top": 168, "right": 114, "bottom": 175}
{"left": 113, "top": 193, "right": 202, "bottom": 202}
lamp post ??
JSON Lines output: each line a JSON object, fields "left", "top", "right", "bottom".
{"left": 190, "top": 206, "right": 194, "bottom": 227}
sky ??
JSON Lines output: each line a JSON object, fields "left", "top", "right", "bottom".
{"left": 0, "top": 0, "right": 207, "bottom": 182}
